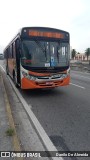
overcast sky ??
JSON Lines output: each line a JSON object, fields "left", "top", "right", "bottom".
{"left": 0, "top": 0, "right": 90, "bottom": 53}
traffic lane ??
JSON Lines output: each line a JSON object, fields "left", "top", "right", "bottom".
{"left": 71, "top": 70, "right": 90, "bottom": 84}
{"left": 71, "top": 70, "right": 90, "bottom": 77}
{"left": 71, "top": 74, "right": 90, "bottom": 85}
{"left": 71, "top": 70, "right": 90, "bottom": 79}
{"left": 70, "top": 69, "right": 90, "bottom": 76}
{"left": 20, "top": 84, "right": 90, "bottom": 156}
{"left": 70, "top": 71, "right": 90, "bottom": 90}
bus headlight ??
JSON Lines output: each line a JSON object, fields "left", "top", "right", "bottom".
{"left": 22, "top": 71, "right": 36, "bottom": 80}
{"left": 62, "top": 74, "right": 67, "bottom": 78}
{"left": 29, "top": 75, "right": 36, "bottom": 80}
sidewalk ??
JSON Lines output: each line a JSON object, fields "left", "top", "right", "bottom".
{"left": 0, "top": 69, "right": 15, "bottom": 159}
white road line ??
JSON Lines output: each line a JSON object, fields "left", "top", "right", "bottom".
{"left": 70, "top": 83, "right": 85, "bottom": 89}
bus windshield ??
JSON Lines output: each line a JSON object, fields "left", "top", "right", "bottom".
{"left": 21, "top": 40, "right": 69, "bottom": 67}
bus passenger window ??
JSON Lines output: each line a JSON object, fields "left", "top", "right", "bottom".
{"left": 62, "top": 47, "right": 65, "bottom": 56}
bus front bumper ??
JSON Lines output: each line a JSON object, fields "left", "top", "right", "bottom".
{"left": 21, "top": 76, "right": 70, "bottom": 89}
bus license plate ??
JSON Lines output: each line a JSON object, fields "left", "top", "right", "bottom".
{"left": 46, "top": 82, "right": 53, "bottom": 85}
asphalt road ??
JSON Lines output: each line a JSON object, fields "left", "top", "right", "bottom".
{"left": 0, "top": 60, "right": 90, "bottom": 160}
{"left": 20, "top": 70, "right": 90, "bottom": 160}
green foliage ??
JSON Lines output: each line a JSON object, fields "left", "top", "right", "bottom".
{"left": 71, "top": 49, "right": 77, "bottom": 59}
{"left": 85, "top": 48, "right": 90, "bottom": 60}
{"left": 6, "top": 128, "right": 15, "bottom": 136}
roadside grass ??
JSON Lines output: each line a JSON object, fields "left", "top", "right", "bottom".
{"left": 6, "top": 128, "right": 15, "bottom": 136}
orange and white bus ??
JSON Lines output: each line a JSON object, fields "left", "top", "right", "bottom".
{"left": 4, "top": 27, "right": 70, "bottom": 89}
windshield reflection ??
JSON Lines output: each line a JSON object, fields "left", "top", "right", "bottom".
{"left": 21, "top": 40, "right": 69, "bottom": 67}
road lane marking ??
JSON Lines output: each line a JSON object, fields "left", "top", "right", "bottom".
{"left": 70, "top": 83, "right": 85, "bottom": 89}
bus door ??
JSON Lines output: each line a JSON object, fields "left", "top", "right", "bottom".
{"left": 15, "top": 39, "right": 21, "bottom": 85}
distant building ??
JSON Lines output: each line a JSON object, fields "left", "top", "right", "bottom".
{"left": 75, "top": 53, "right": 90, "bottom": 61}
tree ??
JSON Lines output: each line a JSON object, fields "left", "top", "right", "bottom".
{"left": 85, "top": 48, "right": 90, "bottom": 60}
{"left": 71, "top": 49, "right": 77, "bottom": 59}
